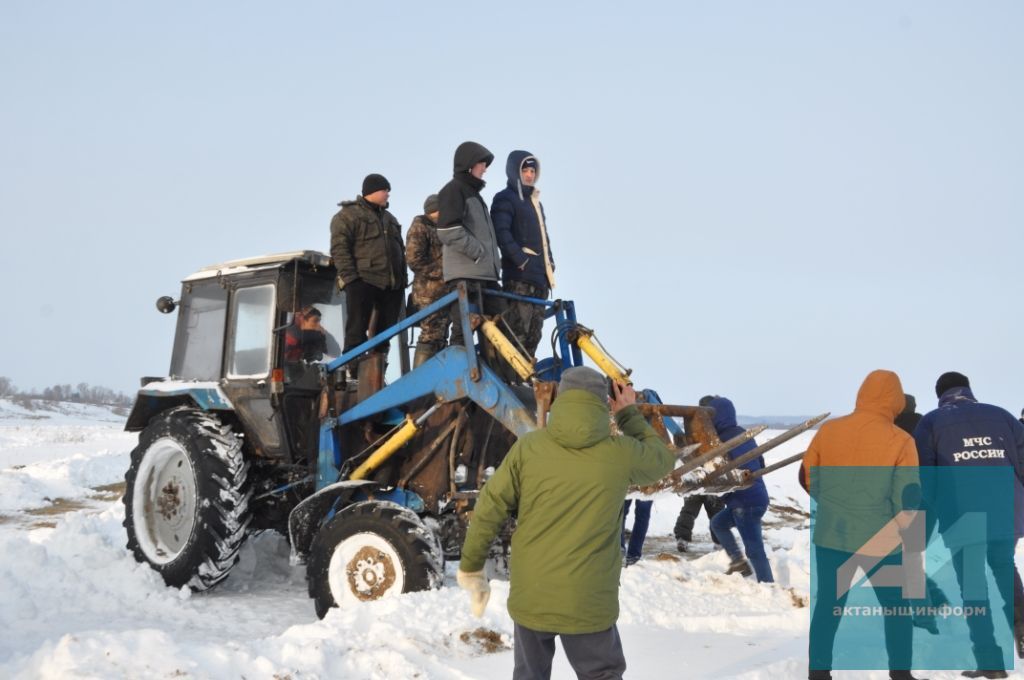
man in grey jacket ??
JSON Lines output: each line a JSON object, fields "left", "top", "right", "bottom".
{"left": 436, "top": 141, "right": 504, "bottom": 348}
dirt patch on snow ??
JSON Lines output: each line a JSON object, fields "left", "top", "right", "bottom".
{"left": 25, "top": 497, "right": 92, "bottom": 518}
{"left": 460, "top": 628, "right": 510, "bottom": 654}
{"left": 764, "top": 501, "right": 809, "bottom": 529}
{"left": 92, "top": 481, "right": 125, "bottom": 501}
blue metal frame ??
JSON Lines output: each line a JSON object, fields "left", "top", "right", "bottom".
{"left": 326, "top": 289, "right": 461, "bottom": 372}
{"left": 317, "top": 345, "right": 538, "bottom": 491}
{"left": 313, "top": 283, "right": 590, "bottom": 512}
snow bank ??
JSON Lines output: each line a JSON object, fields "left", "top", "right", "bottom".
{"left": 0, "top": 412, "right": 832, "bottom": 678}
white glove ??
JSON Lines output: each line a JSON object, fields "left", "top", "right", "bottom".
{"left": 456, "top": 568, "right": 490, "bottom": 617}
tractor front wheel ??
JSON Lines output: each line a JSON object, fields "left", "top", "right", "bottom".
{"left": 307, "top": 501, "right": 443, "bottom": 618}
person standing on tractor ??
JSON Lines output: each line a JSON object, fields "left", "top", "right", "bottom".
{"left": 406, "top": 193, "right": 449, "bottom": 367}
{"left": 329, "top": 173, "right": 407, "bottom": 375}
{"left": 436, "top": 141, "right": 504, "bottom": 349}
{"left": 457, "top": 367, "right": 676, "bottom": 680}
{"left": 491, "top": 150, "right": 555, "bottom": 358}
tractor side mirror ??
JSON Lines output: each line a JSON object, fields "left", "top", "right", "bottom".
{"left": 156, "top": 296, "right": 178, "bottom": 314}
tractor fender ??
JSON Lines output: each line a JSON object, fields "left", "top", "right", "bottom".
{"left": 287, "top": 480, "right": 381, "bottom": 563}
{"left": 125, "top": 382, "right": 234, "bottom": 432}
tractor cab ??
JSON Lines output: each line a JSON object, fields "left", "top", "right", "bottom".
{"left": 130, "top": 251, "right": 354, "bottom": 465}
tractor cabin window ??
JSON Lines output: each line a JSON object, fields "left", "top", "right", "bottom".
{"left": 228, "top": 284, "right": 276, "bottom": 378}
{"left": 170, "top": 281, "right": 228, "bottom": 381}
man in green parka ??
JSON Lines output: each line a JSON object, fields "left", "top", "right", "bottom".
{"left": 457, "top": 366, "right": 676, "bottom": 680}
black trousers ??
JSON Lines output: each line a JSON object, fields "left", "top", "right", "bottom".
{"left": 513, "top": 622, "right": 626, "bottom": 680}
{"left": 343, "top": 280, "right": 403, "bottom": 354}
{"left": 674, "top": 494, "right": 725, "bottom": 543}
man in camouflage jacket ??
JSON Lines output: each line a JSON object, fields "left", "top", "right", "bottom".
{"left": 406, "top": 194, "right": 449, "bottom": 367}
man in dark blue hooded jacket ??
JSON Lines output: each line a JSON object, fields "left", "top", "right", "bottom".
{"left": 490, "top": 150, "right": 555, "bottom": 358}
{"left": 706, "top": 396, "right": 774, "bottom": 583}
{"left": 914, "top": 371, "right": 1024, "bottom": 676}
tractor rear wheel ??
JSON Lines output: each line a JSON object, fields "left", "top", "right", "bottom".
{"left": 307, "top": 501, "right": 443, "bottom": 618}
{"left": 123, "top": 407, "right": 251, "bottom": 590}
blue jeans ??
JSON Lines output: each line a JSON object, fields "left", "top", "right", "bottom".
{"left": 621, "top": 500, "right": 653, "bottom": 561}
{"left": 709, "top": 504, "right": 774, "bottom": 583}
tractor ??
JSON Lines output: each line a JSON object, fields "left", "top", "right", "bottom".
{"left": 122, "top": 250, "right": 818, "bottom": 617}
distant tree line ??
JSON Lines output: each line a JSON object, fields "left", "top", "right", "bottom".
{"left": 0, "top": 376, "right": 133, "bottom": 408}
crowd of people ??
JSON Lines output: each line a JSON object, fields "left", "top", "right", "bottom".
{"left": 328, "top": 141, "right": 555, "bottom": 380}
{"left": 327, "top": 143, "right": 1023, "bottom": 680}
{"left": 455, "top": 366, "right": 1024, "bottom": 680}
{"left": 802, "top": 370, "right": 1024, "bottom": 680}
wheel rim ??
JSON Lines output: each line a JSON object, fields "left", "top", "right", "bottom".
{"left": 132, "top": 437, "right": 198, "bottom": 565}
{"left": 327, "top": 533, "right": 406, "bottom": 605}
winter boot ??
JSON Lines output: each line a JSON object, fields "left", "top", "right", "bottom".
{"left": 726, "top": 557, "right": 753, "bottom": 577}
{"left": 807, "top": 670, "right": 832, "bottom": 680}
{"left": 676, "top": 538, "right": 689, "bottom": 553}
{"left": 961, "top": 672, "right": 1008, "bottom": 679}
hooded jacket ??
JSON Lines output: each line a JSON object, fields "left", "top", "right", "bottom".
{"left": 436, "top": 142, "right": 501, "bottom": 282}
{"left": 459, "top": 392, "right": 675, "bottom": 634}
{"left": 894, "top": 394, "right": 922, "bottom": 435}
{"left": 914, "top": 386, "right": 1024, "bottom": 538}
{"left": 708, "top": 397, "right": 769, "bottom": 508}
{"left": 801, "top": 370, "right": 919, "bottom": 553}
{"left": 329, "top": 196, "right": 406, "bottom": 290}
{"left": 490, "top": 150, "right": 556, "bottom": 290}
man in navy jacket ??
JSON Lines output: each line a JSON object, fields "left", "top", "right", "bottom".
{"left": 915, "top": 371, "right": 1024, "bottom": 677}
{"left": 490, "top": 150, "right": 555, "bottom": 358}
{"left": 706, "top": 396, "right": 774, "bottom": 583}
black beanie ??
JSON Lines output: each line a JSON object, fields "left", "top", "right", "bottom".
{"left": 362, "top": 173, "right": 391, "bottom": 196}
{"left": 935, "top": 371, "right": 970, "bottom": 398}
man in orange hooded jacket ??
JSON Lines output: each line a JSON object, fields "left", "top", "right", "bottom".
{"left": 801, "top": 369, "right": 922, "bottom": 680}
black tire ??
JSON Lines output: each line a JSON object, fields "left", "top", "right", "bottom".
{"left": 123, "top": 407, "right": 251, "bottom": 591}
{"left": 307, "top": 501, "right": 443, "bottom": 618}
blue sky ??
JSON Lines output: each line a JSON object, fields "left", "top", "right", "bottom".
{"left": 1, "top": 1, "right": 1021, "bottom": 416}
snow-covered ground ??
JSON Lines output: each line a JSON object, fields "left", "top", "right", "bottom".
{"left": 0, "top": 398, "right": 1013, "bottom": 679}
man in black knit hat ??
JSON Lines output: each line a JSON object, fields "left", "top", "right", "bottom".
{"left": 915, "top": 371, "right": 1024, "bottom": 678}
{"left": 330, "top": 173, "right": 406, "bottom": 373}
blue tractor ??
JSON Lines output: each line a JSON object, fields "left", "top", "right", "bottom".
{"left": 122, "top": 251, "right": 810, "bottom": 617}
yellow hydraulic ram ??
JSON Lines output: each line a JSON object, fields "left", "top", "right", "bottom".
{"left": 479, "top": 319, "right": 535, "bottom": 380}
{"left": 350, "top": 403, "right": 440, "bottom": 481}
{"left": 572, "top": 328, "right": 632, "bottom": 386}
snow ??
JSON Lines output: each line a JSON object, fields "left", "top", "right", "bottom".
{"left": 0, "top": 401, "right": 1009, "bottom": 678}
